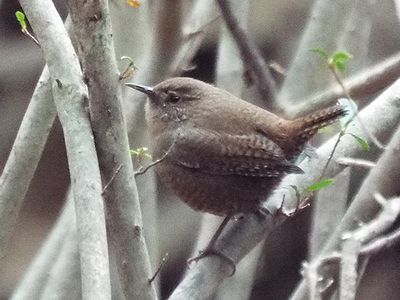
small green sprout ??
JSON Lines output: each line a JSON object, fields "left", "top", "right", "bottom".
{"left": 130, "top": 147, "right": 152, "bottom": 164}
{"left": 328, "top": 51, "right": 353, "bottom": 73}
{"left": 15, "top": 11, "right": 26, "bottom": 30}
{"left": 309, "top": 48, "right": 352, "bottom": 73}
{"left": 307, "top": 178, "right": 334, "bottom": 192}
{"left": 349, "top": 134, "right": 370, "bottom": 151}
{"left": 309, "top": 47, "right": 329, "bottom": 60}
{"left": 15, "top": 10, "right": 40, "bottom": 46}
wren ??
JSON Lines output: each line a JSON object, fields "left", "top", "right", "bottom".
{"left": 126, "top": 77, "right": 346, "bottom": 268}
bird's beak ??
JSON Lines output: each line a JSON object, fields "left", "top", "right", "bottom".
{"left": 125, "top": 83, "right": 155, "bottom": 96}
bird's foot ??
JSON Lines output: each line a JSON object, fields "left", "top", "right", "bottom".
{"left": 187, "top": 247, "right": 236, "bottom": 276}
{"left": 274, "top": 192, "right": 310, "bottom": 217}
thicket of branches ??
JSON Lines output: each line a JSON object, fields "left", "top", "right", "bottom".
{"left": 1, "top": 0, "right": 400, "bottom": 299}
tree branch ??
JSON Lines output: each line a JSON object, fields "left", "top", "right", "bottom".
{"left": 291, "top": 121, "right": 400, "bottom": 300}
{"left": 339, "top": 194, "right": 400, "bottom": 300}
{"left": 168, "top": 0, "right": 220, "bottom": 77}
{"left": 65, "top": 0, "right": 157, "bottom": 298}
{"left": 19, "top": 0, "right": 111, "bottom": 298}
{"left": 278, "top": 0, "right": 355, "bottom": 111}
{"left": 287, "top": 52, "right": 400, "bottom": 117}
{"left": 336, "top": 157, "right": 376, "bottom": 168}
{"left": 0, "top": 66, "right": 55, "bottom": 257}
{"left": 213, "top": 2, "right": 263, "bottom": 299}
{"left": 39, "top": 217, "right": 80, "bottom": 300}
{"left": 308, "top": 0, "right": 371, "bottom": 260}
{"left": 216, "top": 0, "right": 277, "bottom": 108}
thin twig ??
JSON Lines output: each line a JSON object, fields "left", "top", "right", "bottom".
{"left": 360, "top": 226, "right": 400, "bottom": 255}
{"left": 318, "top": 63, "right": 381, "bottom": 180}
{"left": 21, "top": 28, "right": 40, "bottom": 46}
{"left": 148, "top": 253, "right": 169, "bottom": 284}
{"left": 102, "top": 164, "right": 123, "bottom": 195}
{"left": 319, "top": 129, "right": 346, "bottom": 180}
{"left": 331, "top": 67, "right": 385, "bottom": 150}
{"left": 216, "top": 0, "right": 277, "bottom": 107}
{"left": 134, "top": 139, "right": 176, "bottom": 177}
{"left": 134, "top": 155, "right": 167, "bottom": 177}
{"left": 336, "top": 157, "right": 376, "bottom": 168}
{"left": 302, "top": 225, "right": 400, "bottom": 267}
{"left": 300, "top": 196, "right": 400, "bottom": 300}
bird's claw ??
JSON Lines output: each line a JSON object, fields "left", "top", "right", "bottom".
{"left": 187, "top": 248, "right": 236, "bottom": 276}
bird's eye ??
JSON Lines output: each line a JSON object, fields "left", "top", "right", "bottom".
{"left": 167, "top": 92, "right": 181, "bottom": 103}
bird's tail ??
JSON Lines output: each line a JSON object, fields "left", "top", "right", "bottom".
{"left": 287, "top": 105, "right": 347, "bottom": 156}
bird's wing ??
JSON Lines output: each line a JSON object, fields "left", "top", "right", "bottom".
{"left": 165, "top": 128, "right": 303, "bottom": 177}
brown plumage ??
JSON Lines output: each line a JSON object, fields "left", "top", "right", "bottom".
{"left": 126, "top": 77, "right": 346, "bottom": 266}
{"left": 127, "top": 77, "right": 346, "bottom": 215}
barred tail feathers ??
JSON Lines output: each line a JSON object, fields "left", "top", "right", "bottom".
{"left": 291, "top": 105, "right": 347, "bottom": 143}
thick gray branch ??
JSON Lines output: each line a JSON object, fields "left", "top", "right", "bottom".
{"left": 297, "top": 92, "right": 400, "bottom": 300}
{"left": 0, "top": 67, "right": 55, "bottom": 257}
{"left": 169, "top": 213, "right": 282, "bottom": 300}
{"left": 288, "top": 52, "right": 400, "bottom": 117}
{"left": 291, "top": 122, "right": 400, "bottom": 300}
{"left": 19, "top": 0, "right": 111, "bottom": 298}
{"left": 39, "top": 209, "right": 81, "bottom": 300}
{"left": 65, "top": 1, "right": 157, "bottom": 299}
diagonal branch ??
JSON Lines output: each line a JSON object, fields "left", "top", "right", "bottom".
{"left": 291, "top": 121, "right": 400, "bottom": 300}
{"left": 168, "top": 0, "right": 220, "bottom": 77}
{"left": 287, "top": 52, "right": 400, "bottom": 117}
{"left": 0, "top": 66, "right": 55, "bottom": 257}
{"left": 216, "top": 0, "right": 277, "bottom": 107}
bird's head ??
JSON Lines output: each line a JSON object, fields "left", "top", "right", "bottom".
{"left": 126, "top": 77, "right": 216, "bottom": 132}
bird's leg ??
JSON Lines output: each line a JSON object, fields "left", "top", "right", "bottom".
{"left": 187, "top": 214, "right": 236, "bottom": 275}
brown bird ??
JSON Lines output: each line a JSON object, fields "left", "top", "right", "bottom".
{"left": 126, "top": 77, "right": 346, "bottom": 268}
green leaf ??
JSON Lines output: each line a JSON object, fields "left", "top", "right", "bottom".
{"left": 130, "top": 147, "right": 152, "bottom": 160}
{"left": 309, "top": 48, "right": 329, "bottom": 60}
{"left": 349, "top": 134, "right": 369, "bottom": 151}
{"left": 332, "top": 51, "right": 352, "bottom": 61}
{"left": 15, "top": 11, "right": 26, "bottom": 30}
{"left": 329, "top": 51, "right": 352, "bottom": 72}
{"left": 307, "top": 178, "right": 334, "bottom": 192}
